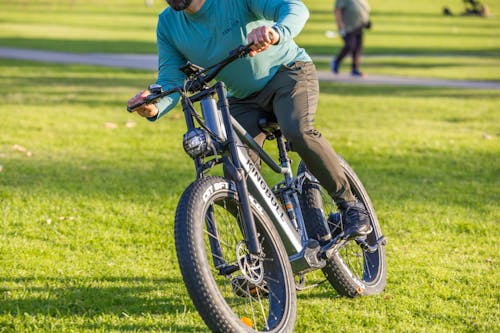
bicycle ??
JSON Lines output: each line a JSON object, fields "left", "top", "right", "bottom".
{"left": 128, "top": 44, "right": 386, "bottom": 333}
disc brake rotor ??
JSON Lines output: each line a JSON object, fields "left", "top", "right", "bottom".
{"left": 236, "top": 241, "right": 264, "bottom": 284}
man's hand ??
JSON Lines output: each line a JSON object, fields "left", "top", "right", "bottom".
{"left": 127, "top": 90, "right": 159, "bottom": 118}
{"left": 247, "top": 26, "right": 279, "bottom": 57}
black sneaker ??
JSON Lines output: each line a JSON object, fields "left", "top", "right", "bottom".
{"left": 339, "top": 201, "right": 373, "bottom": 239}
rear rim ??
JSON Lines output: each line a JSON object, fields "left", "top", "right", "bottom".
{"left": 300, "top": 161, "right": 385, "bottom": 292}
{"left": 341, "top": 163, "right": 385, "bottom": 289}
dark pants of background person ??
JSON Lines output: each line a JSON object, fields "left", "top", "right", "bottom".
{"left": 335, "top": 25, "right": 364, "bottom": 72}
{"left": 228, "top": 61, "right": 356, "bottom": 205}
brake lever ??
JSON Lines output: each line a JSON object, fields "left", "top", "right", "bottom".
{"left": 229, "top": 43, "right": 253, "bottom": 58}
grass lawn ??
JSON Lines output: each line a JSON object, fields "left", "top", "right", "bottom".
{"left": 1, "top": 0, "right": 500, "bottom": 81}
{"left": 1, "top": 59, "right": 498, "bottom": 332}
{"left": 0, "top": 0, "right": 499, "bottom": 332}
{"left": 2, "top": 0, "right": 499, "bottom": 56}
{"left": 301, "top": 0, "right": 500, "bottom": 56}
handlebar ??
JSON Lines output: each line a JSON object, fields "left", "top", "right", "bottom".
{"left": 126, "top": 86, "right": 180, "bottom": 112}
{"left": 127, "top": 43, "right": 253, "bottom": 113}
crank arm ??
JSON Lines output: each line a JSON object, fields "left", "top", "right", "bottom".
{"left": 320, "top": 234, "right": 386, "bottom": 259}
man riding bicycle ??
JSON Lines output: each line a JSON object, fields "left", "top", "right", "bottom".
{"left": 127, "top": 0, "right": 372, "bottom": 240}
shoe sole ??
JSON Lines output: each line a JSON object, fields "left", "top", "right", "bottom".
{"left": 342, "top": 224, "right": 373, "bottom": 241}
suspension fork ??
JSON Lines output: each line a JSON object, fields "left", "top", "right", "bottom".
{"left": 216, "top": 82, "right": 262, "bottom": 256}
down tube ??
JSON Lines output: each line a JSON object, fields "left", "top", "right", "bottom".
{"left": 236, "top": 145, "right": 303, "bottom": 255}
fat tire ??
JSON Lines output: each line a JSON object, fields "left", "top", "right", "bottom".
{"left": 175, "top": 176, "right": 296, "bottom": 332}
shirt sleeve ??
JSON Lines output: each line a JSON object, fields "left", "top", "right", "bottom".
{"left": 151, "top": 14, "right": 186, "bottom": 121}
{"left": 246, "top": 0, "right": 309, "bottom": 44}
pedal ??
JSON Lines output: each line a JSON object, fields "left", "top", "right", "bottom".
{"left": 320, "top": 229, "right": 365, "bottom": 259}
{"left": 356, "top": 235, "right": 387, "bottom": 253}
{"left": 321, "top": 234, "right": 386, "bottom": 259}
{"left": 321, "top": 236, "right": 348, "bottom": 259}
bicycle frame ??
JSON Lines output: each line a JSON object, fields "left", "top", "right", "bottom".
{"left": 183, "top": 81, "right": 326, "bottom": 275}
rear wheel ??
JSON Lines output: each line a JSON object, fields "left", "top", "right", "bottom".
{"left": 298, "top": 157, "right": 386, "bottom": 297}
{"left": 175, "top": 176, "right": 296, "bottom": 332}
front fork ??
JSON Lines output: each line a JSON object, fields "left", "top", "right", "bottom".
{"left": 216, "top": 82, "right": 262, "bottom": 257}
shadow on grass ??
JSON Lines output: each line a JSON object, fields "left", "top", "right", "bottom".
{"left": 306, "top": 25, "right": 496, "bottom": 40}
{"left": 361, "top": 60, "right": 499, "bottom": 70}
{"left": 0, "top": 157, "right": 193, "bottom": 201}
{"left": 309, "top": 9, "right": 452, "bottom": 19}
{"left": 2, "top": 136, "right": 497, "bottom": 216}
{"left": 313, "top": 57, "right": 500, "bottom": 82}
{"left": 353, "top": 151, "right": 499, "bottom": 207}
{"left": 0, "top": 59, "right": 151, "bottom": 109}
{"left": 304, "top": 44, "right": 500, "bottom": 57}
{"left": 0, "top": 37, "right": 157, "bottom": 54}
{"left": 0, "top": 276, "right": 203, "bottom": 332}
{"left": 2, "top": 58, "right": 498, "bottom": 111}
{"left": 319, "top": 83, "right": 500, "bottom": 99}
{"left": 0, "top": 57, "right": 497, "bottom": 208}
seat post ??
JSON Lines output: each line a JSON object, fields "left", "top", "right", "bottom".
{"left": 258, "top": 116, "right": 290, "bottom": 172}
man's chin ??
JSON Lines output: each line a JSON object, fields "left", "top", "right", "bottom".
{"left": 166, "top": 0, "right": 193, "bottom": 11}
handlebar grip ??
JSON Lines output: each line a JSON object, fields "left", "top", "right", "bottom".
{"left": 127, "top": 101, "right": 145, "bottom": 113}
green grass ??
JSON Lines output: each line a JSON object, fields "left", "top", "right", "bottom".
{"left": 2, "top": 0, "right": 499, "bottom": 56}
{"left": 1, "top": 0, "right": 500, "bottom": 81}
{"left": 304, "top": 0, "right": 500, "bottom": 81}
{"left": 314, "top": 55, "right": 500, "bottom": 81}
{"left": 1, "top": 58, "right": 499, "bottom": 332}
{"left": 1, "top": 0, "right": 500, "bottom": 332}
{"left": 300, "top": 0, "right": 500, "bottom": 55}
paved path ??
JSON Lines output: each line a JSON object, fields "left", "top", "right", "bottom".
{"left": 1, "top": 47, "right": 499, "bottom": 90}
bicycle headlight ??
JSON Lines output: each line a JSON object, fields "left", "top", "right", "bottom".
{"left": 183, "top": 128, "right": 213, "bottom": 159}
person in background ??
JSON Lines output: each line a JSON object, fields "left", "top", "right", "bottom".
{"left": 463, "top": 0, "right": 490, "bottom": 17}
{"left": 331, "top": 0, "right": 371, "bottom": 77}
{"left": 128, "top": 0, "right": 373, "bottom": 241}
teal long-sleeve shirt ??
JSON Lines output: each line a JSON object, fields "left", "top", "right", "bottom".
{"left": 152, "top": 0, "right": 312, "bottom": 120}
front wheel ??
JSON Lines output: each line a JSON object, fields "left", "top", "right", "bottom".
{"left": 298, "top": 157, "right": 387, "bottom": 297}
{"left": 175, "top": 176, "right": 296, "bottom": 332}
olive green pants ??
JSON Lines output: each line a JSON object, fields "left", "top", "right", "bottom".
{"left": 229, "top": 61, "right": 355, "bottom": 205}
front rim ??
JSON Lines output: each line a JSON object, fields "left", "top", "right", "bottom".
{"left": 202, "top": 191, "right": 291, "bottom": 331}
